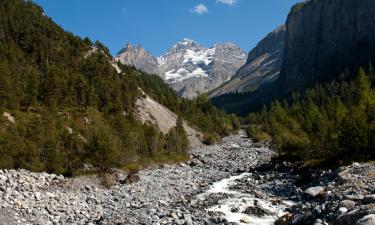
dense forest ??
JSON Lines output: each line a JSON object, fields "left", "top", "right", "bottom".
{"left": 0, "top": 0, "right": 238, "bottom": 176}
{"left": 245, "top": 67, "right": 375, "bottom": 166}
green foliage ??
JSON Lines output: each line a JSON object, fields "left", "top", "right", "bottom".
{"left": 165, "top": 116, "right": 189, "bottom": 155}
{"left": 133, "top": 71, "right": 240, "bottom": 141}
{"left": 246, "top": 68, "right": 375, "bottom": 165}
{"left": 245, "top": 125, "right": 271, "bottom": 143}
{"left": 0, "top": 0, "right": 239, "bottom": 175}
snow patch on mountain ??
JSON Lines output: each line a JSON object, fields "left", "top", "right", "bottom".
{"left": 115, "top": 39, "right": 247, "bottom": 98}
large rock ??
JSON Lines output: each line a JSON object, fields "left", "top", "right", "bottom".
{"left": 356, "top": 215, "right": 375, "bottom": 225}
{"left": 304, "top": 186, "right": 325, "bottom": 198}
{"left": 274, "top": 213, "right": 293, "bottom": 225}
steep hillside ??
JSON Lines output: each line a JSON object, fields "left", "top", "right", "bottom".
{"left": 213, "top": 0, "right": 375, "bottom": 115}
{"left": 210, "top": 25, "right": 285, "bottom": 97}
{"left": 135, "top": 94, "right": 202, "bottom": 148}
{"left": 115, "top": 39, "right": 247, "bottom": 98}
{"left": 0, "top": 0, "right": 238, "bottom": 175}
{"left": 280, "top": 0, "right": 375, "bottom": 93}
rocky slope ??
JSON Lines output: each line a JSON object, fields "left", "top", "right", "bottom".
{"left": 280, "top": 0, "right": 375, "bottom": 93}
{"left": 213, "top": 0, "right": 375, "bottom": 115}
{"left": 135, "top": 93, "right": 202, "bottom": 148}
{"left": 210, "top": 25, "right": 285, "bottom": 97}
{"left": 115, "top": 39, "right": 247, "bottom": 98}
{"left": 115, "top": 44, "right": 159, "bottom": 75}
{"left": 1, "top": 132, "right": 374, "bottom": 225}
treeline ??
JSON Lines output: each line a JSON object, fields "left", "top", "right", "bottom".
{"left": 0, "top": 0, "right": 237, "bottom": 175}
{"left": 0, "top": 109, "right": 188, "bottom": 176}
{"left": 129, "top": 67, "right": 240, "bottom": 143}
{"left": 246, "top": 68, "right": 375, "bottom": 166}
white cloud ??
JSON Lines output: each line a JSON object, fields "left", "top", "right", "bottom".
{"left": 190, "top": 4, "right": 208, "bottom": 14}
{"left": 216, "top": 0, "right": 237, "bottom": 6}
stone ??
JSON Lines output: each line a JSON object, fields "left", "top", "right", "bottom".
{"left": 338, "top": 207, "right": 348, "bottom": 215}
{"left": 304, "top": 186, "right": 325, "bottom": 198}
{"left": 275, "top": 213, "right": 293, "bottom": 225}
{"left": 364, "top": 195, "right": 375, "bottom": 204}
{"left": 341, "top": 200, "right": 356, "bottom": 209}
{"left": 345, "top": 194, "right": 365, "bottom": 201}
{"left": 243, "top": 205, "right": 270, "bottom": 216}
{"left": 183, "top": 214, "right": 193, "bottom": 225}
{"left": 356, "top": 215, "right": 375, "bottom": 225}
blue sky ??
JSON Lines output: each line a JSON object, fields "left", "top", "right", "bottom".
{"left": 33, "top": 0, "right": 301, "bottom": 56}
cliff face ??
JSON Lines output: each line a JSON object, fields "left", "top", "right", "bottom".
{"left": 115, "top": 44, "right": 160, "bottom": 75}
{"left": 280, "top": 0, "right": 375, "bottom": 92}
{"left": 210, "top": 25, "right": 285, "bottom": 97}
{"left": 213, "top": 0, "right": 375, "bottom": 115}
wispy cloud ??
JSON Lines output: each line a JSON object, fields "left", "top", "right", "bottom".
{"left": 216, "top": 0, "right": 237, "bottom": 6}
{"left": 190, "top": 4, "right": 208, "bottom": 14}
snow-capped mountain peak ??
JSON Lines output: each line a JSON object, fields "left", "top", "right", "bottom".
{"left": 115, "top": 39, "right": 247, "bottom": 98}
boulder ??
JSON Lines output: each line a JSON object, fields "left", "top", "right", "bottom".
{"left": 334, "top": 209, "right": 371, "bottom": 225}
{"left": 341, "top": 200, "right": 356, "bottom": 209}
{"left": 304, "top": 186, "right": 325, "bottom": 198}
{"left": 243, "top": 205, "right": 270, "bottom": 217}
{"left": 356, "top": 215, "right": 375, "bottom": 225}
{"left": 275, "top": 213, "right": 293, "bottom": 225}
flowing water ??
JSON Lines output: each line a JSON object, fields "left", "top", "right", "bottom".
{"left": 198, "top": 173, "right": 294, "bottom": 225}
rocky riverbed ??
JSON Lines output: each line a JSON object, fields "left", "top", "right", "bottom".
{"left": 0, "top": 131, "right": 374, "bottom": 225}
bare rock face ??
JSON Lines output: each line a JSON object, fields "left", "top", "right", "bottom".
{"left": 280, "top": 0, "right": 375, "bottom": 93}
{"left": 115, "top": 39, "right": 247, "bottom": 98}
{"left": 212, "top": 0, "right": 375, "bottom": 115}
{"left": 115, "top": 43, "right": 160, "bottom": 75}
{"left": 210, "top": 25, "right": 285, "bottom": 97}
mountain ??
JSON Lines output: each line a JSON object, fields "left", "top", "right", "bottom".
{"left": 115, "top": 43, "right": 160, "bottom": 75}
{"left": 280, "top": 0, "right": 375, "bottom": 93}
{"left": 213, "top": 0, "right": 375, "bottom": 115}
{"left": 210, "top": 25, "right": 285, "bottom": 97}
{"left": 0, "top": 0, "right": 239, "bottom": 175}
{"left": 115, "top": 39, "right": 247, "bottom": 98}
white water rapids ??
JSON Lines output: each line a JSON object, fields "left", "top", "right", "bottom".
{"left": 197, "top": 173, "right": 294, "bottom": 225}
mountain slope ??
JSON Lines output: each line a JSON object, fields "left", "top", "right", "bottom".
{"left": 280, "top": 0, "right": 375, "bottom": 93}
{"left": 135, "top": 94, "right": 202, "bottom": 148}
{"left": 0, "top": 0, "right": 238, "bottom": 175}
{"left": 210, "top": 25, "right": 285, "bottom": 97}
{"left": 115, "top": 43, "right": 159, "bottom": 75}
{"left": 213, "top": 0, "right": 375, "bottom": 115}
{"left": 115, "top": 39, "right": 247, "bottom": 98}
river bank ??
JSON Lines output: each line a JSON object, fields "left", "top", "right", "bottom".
{"left": 0, "top": 131, "right": 374, "bottom": 225}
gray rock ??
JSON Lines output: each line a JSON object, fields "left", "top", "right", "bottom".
{"left": 356, "top": 215, "right": 375, "bottom": 225}
{"left": 304, "top": 186, "right": 325, "bottom": 198}
{"left": 346, "top": 194, "right": 365, "bottom": 201}
{"left": 338, "top": 207, "right": 348, "bottom": 215}
{"left": 341, "top": 200, "right": 356, "bottom": 209}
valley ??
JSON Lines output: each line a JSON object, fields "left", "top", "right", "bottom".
{"left": 1, "top": 0, "right": 375, "bottom": 224}
{"left": 1, "top": 132, "right": 374, "bottom": 225}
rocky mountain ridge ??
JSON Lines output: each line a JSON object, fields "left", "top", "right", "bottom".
{"left": 115, "top": 39, "right": 247, "bottom": 98}
{"left": 210, "top": 25, "right": 286, "bottom": 97}
{"left": 212, "top": 0, "right": 375, "bottom": 115}
{"left": 280, "top": 0, "right": 375, "bottom": 93}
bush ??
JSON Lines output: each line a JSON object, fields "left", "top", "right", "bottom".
{"left": 245, "top": 126, "right": 271, "bottom": 143}
{"left": 202, "top": 133, "right": 219, "bottom": 145}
